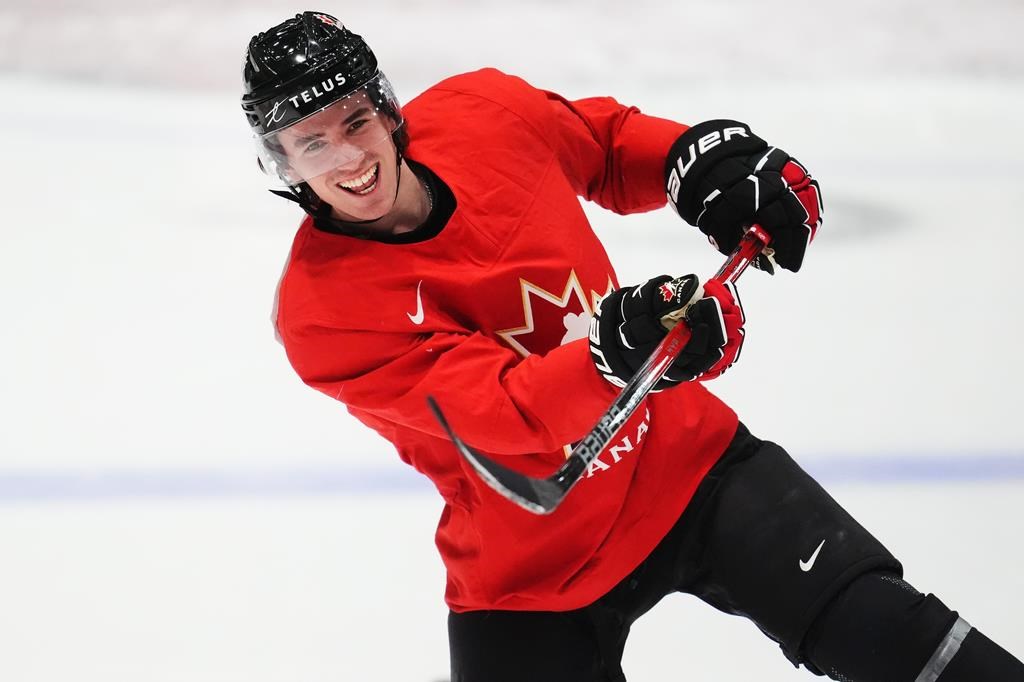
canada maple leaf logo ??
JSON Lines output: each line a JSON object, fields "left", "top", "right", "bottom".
{"left": 497, "top": 271, "right": 614, "bottom": 358}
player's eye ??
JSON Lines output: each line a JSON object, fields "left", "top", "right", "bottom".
{"left": 347, "top": 118, "right": 370, "bottom": 135}
{"left": 303, "top": 139, "right": 326, "bottom": 155}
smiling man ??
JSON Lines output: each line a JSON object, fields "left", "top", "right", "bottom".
{"left": 241, "top": 11, "right": 1024, "bottom": 682}
{"left": 246, "top": 26, "right": 430, "bottom": 236}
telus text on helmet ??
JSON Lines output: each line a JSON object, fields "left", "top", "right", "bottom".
{"left": 265, "top": 73, "right": 349, "bottom": 123}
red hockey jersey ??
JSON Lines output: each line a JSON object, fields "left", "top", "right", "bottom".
{"left": 275, "top": 69, "right": 739, "bottom": 612}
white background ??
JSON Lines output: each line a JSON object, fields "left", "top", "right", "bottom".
{"left": 1, "top": 1, "right": 1022, "bottom": 680}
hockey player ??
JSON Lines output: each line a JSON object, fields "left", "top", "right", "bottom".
{"left": 241, "top": 12, "right": 1024, "bottom": 682}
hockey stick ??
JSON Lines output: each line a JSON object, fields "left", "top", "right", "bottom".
{"left": 427, "top": 225, "right": 772, "bottom": 515}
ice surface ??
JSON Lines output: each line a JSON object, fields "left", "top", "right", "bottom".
{"left": 1, "top": 488, "right": 1021, "bottom": 680}
{"left": 1, "top": 1, "right": 1023, "bottom": 679}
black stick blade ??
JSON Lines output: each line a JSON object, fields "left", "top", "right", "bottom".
{"left": 426, "top": 397, "right": 567, "bottom": 514}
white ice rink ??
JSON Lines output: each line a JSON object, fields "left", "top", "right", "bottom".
{"left": 2, "top": 1, "right": 1023, "bottom": 680}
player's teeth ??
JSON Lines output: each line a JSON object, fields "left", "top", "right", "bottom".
{"left": 338, "top": 165, "right": 377, "bottom": 189}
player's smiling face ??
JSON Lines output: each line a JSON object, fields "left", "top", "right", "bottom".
{"left": 278, "top": 98, "right": 399, "bottom": 222}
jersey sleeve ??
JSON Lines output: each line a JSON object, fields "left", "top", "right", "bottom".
{"left": 544, "top": 89, "right": 688, "bottom": 212}
{"left": 534, "top": 85, "right": 689, "bottom": 215}
{"left": 427, "top": 69, "right": 688, "bottom": 216}
{"left": 282, "top": 322, "right": 620, "bottom": 456}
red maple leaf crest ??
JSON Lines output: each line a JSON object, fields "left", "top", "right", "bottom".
{"left": 659, "top": 282, "right": 676, "bottom": 302}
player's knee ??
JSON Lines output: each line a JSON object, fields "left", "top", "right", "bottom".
{"left": 800, "top": 570, "right": 959, "bottom": 681}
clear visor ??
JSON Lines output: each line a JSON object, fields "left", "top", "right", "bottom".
{"left": 255, "top": 74, "right": 402, "bottom": 186}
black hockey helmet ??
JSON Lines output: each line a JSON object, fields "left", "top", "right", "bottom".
{"left": 241, "top": 12, "right": 405, "bottom": 190}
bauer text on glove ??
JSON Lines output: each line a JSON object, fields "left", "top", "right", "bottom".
{"left": 664, "top": 119, "right": 823, "bottom": 272}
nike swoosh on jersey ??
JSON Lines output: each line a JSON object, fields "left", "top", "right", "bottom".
{"left": 407, "top": 280, "right": 425, "bottom": 325}
{"left": 799, "top": 539, "right": 826, "bottom": 572}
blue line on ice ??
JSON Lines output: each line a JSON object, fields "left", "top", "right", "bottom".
{"left": 1, "top": 453, "right": 1023, "bottom": 502}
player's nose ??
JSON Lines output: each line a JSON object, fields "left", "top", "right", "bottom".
{"left": 327, "top": 143, "right": 369, "bottom": 175}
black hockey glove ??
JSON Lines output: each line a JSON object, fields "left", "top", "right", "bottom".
{"left": 589, "top": 274, "right": 745, "bottom": 391}
{"left": 664, "top": 120, "right": 823, "bottom": 272}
